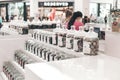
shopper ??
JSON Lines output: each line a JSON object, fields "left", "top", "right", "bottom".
{"left": 67, "top": 11, "right": 83, "bottom": 30}
{"left": 63, "top": 10, "right": 73, "bottom": 25}
{"left": 48, "top": 8, "right": 56, "bottom": 21}
{"left": 104, "top": 15, "right": 107, "bottom": 24}
{"left": 82, "top": 16, "right": 90, "bottom": 25}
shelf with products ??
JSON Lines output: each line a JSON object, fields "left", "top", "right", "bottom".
{"left": 31, "top": 26, "right": 99, "bottom": 56}
{"left": 9, "top": 20, "right": 29, "bottom": 35}
{"left": 25, "top": 39, "right": 80, "bottom": 62}
{"left": 11, "top": 61, "right": 25, "bottom": 74}
{"left": 0, "top": 32, "right": 10, "bottom": 36}
{"left": 0, "top": 22, "right": 101, "bottom": 80}
{"left": 1, "top": 61, "right": 25, "bottom": 80}
{"left": 23, "top": 50, "right": 45, "bottom": 62}
{"left": 28, "top": 21, "right": 57, "bottom": 29}
{"left": 1, "top": 72, "right": 8, "bottom": 80}
{"left": 30, "top": 39, "right": 84, "bottom": 58}
{"left": 14, "top": 50, "right": 42, "bottom": 69}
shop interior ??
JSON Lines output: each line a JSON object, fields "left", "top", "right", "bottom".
{"left": 0, "top": 0, "right": 120, "bottom": 80}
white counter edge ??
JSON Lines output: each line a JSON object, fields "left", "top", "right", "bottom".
{"left": 0, "top": 72, "right": 8, "bottom": 80}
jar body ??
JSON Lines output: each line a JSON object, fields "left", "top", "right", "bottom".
{"left": 83, "top": 38, "right": 99, "bottom": 55}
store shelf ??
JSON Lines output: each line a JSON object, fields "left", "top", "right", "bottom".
{"left": 11, "top": 61, "right": 25, "bottom": 75}
{"left": 1, "top": 72, "right": 8, "bottom": 80}
{"left": 32, "top": 39, "right": 84, "bottom": 58}
{"left": 23, "top": 50, "right": 45, "bottom": 62}
{"left": 1, "top": 62, "right": 25, "bottom": 80}
{"left": 25, "top": 54, "right": 120, "bottom": 80}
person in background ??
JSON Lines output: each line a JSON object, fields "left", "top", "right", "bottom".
{"left": 82, "top": 16, "right": 90, "bottom": 25}
{"left": 0, "top": 16, "right": 3, "bottom": 29}
{"left": 67, "top": 11, "right": 83, "bottom": 30}
{"left": 90, "top": 14, "right": 96, "bottom": 22}
{"left": 48, "top": 8, "right": 56, "bottom": 21}
{"left": 63, "top": 10, "right": 72, "bottom": 25}
{"left": 104, "top": 15, "right": 107, "bottom": 24}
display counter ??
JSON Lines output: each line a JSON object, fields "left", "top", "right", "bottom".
{"left": 28, "top": 20, "right": 57, "bottom": 29}
{"left": 85, "top": 23, "right": 111, "bottom": 40}
{"left": 0, "top": 35, "right": 30, "bottom": 72}
{"left": 25, "top": 54, "right": 120, "bottom": 80}
{"left": 105, "top": 32, "right": 120, "bottom": 58}
{"left": 9, "top": 20, "right": 29, "bottom": 34}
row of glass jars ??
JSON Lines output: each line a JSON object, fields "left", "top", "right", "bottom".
{"left": 0, "top": 32, "right": 9, "bottom": 36}
{"left": 14, "top": 50, "right": 37, "bottom": 69}
{"left": 32, "top": 26, "right": 99, "bottom": 55}
{"left": 25, "top": 40, "right": 75, "bottom": 61}
{"left": 3, "top": 62, "right": 24, "bottom": 80}
{"left": 31, "top": 30, "right": 53, "bottom": 44}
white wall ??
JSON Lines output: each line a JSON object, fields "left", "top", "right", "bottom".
{"left": 74, "top": 0, "right": 83, "bottom": 12}
{"left": 0, "top": 35, "right": 30, "bottom": 72}
{"left": 74, "top": 0, "right": 90, "bottom": 16}
{"left": 83, "top": 0, "right": 90, "bottom": 16}
{"left": 105, "top": 32, "right": 120, "bottom": 59}
{"left": 30, "top": 0, "right": 39, "bottom": 17}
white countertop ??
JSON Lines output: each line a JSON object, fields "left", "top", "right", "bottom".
{"left": 26, "top": 54, "right": 120, "bottom": 80}
{"left": 85, "top": 23, "right": 111, "bottom": 31}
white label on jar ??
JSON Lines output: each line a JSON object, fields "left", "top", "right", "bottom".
{"left": 73, "top": 39, "right": 78, "bottom": 51}
{"left": 31, "top": 46, "right": 34, "bottom": 53}
{"left": 44, "top": 36, "right": 46, "bottom": 42}
{"left": 52, "top": 35, "right": 56, "bottom": 44}
{"left": 29, "top": 45, "right": 32, "bottom": 52}
{"left": 83, "top": 41, "right": 91, "bottom": 53}
{"left": 39, "top": 35, "right": 41, "bottom": 41}
{"left": 35, "top": 48, "right": 38, "bottom": 55}
{"left": 41, "top": 35, "right": 43, "bottom": 42}
{"left": 36, "top": 34, "right": 38, "bottom": 40}
{"left": 38, "top": 48, "right": 41, "bottom": 57}
{"left": 66, "top": 38, "right": 71, "bottom": 48}
{"left": 58, "top": 36, "right": 63, "bottom": 46}
{"left": 46, "top": 36, "right": 48, "bottom": 43}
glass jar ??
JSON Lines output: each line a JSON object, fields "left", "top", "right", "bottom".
{"left": 44, "top": 33, "right": 48, "bottom": 43}
{"left": 33, "top": 43, "right": 39, "bottom": 54}
{"left": 73, "top": 27, "right": 86, "bottom": 52}
{"left": 46, "top": 50, "right": 52, "bottom": 62}
{"left": 83, "top": 27, "right": 99, "bottom": 55}
{"left": 41, "top": 31, "right": 45, "bottom": 42}
{"left": 44, "top": 49, "right": 50, "bottom": 60}
{"left": 37, "top": 45, "right": 43, "bottom": 57}
{"left": 25, "top": 41, "right": 28, "bottom": 50}
{"left": 41, "top": 48, "right": 48, "bottom": 60}
{"left": 58, "top": 32, "right": 66, "bottom": 47}
{"left": 52, "top": 32, "right": 57, "bottom": 45}
{"left": 50, "top": 53, "right": 56, "bottom": 61}
{"left": 39, "top": 32, "right": 42, "bottom": 41}
{"left": 40, "top": 47, "right": 46, "bottom": 58}
{"left": 47, "top": 32, "right": 53, "bottom": 44}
